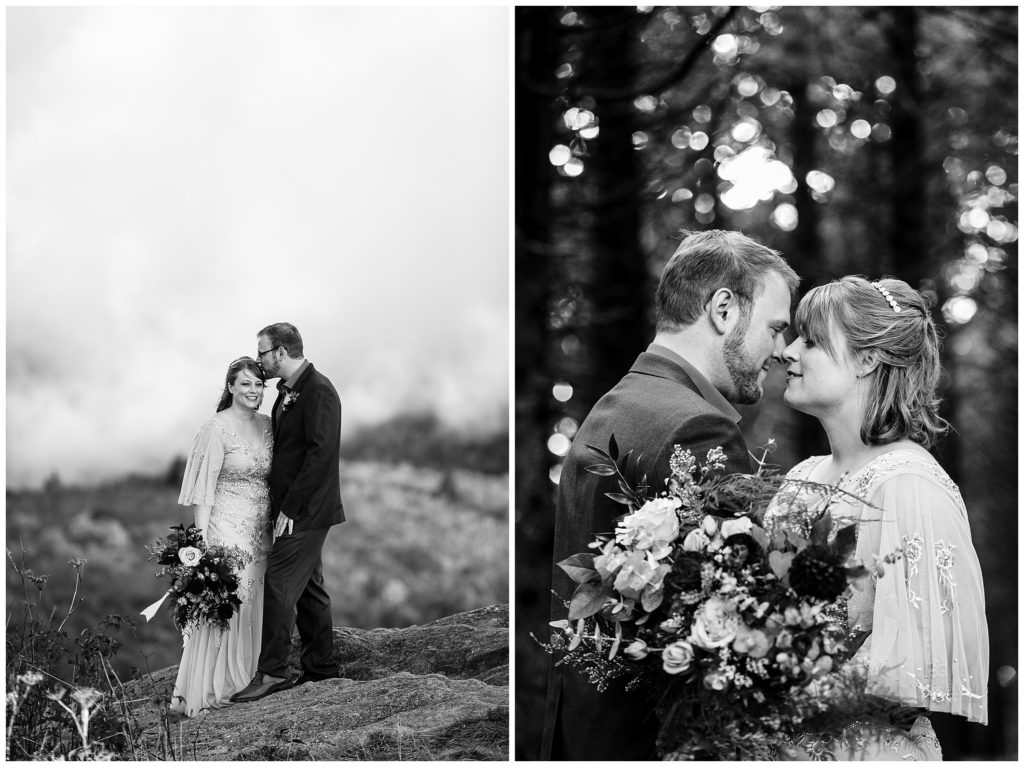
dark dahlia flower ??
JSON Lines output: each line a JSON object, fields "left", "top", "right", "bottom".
{"left": 722, "top": 533, "right": 762, "bottom": 568}
{"left": 666, "top": 551, "right": 704, "bottom": 591}
{"left": 788, "top": 545, "right": 848, "bottom": 600}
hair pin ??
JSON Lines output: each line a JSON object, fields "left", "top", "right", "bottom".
{"left": 873, "top": 282, "right": 902, "bottom": 313}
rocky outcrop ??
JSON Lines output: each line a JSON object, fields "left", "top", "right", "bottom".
{"left": 123, "top": 605, "right": 508, "bottom": 760}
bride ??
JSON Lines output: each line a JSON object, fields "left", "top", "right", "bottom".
{"left": 170, "top": 357, "right": 274, "bottom": 716}
{"left": 766, "top": 276, "right": 988, "bottom": 759}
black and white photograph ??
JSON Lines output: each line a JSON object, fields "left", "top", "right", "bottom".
{"left": 515, "top": 6, "right": 1016, "bottom": 761}
{"left": 7, "top": 5, "right": 509, "bottom": 760}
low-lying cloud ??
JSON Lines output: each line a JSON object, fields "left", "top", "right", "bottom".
{"left": 6, "top": 7, "right": 508, "bottom": 489}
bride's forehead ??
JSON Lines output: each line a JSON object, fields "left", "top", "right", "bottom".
{"left": 233, "top": 370, "right": 264, "bottom": 384}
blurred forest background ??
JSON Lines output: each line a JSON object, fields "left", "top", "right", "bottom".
{"left": 516, "top": 6, "right": 1016, "bottom": 760}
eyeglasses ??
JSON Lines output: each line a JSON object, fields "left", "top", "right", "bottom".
{"left": 256, "top": 346, "right": 279, "bottom": 359}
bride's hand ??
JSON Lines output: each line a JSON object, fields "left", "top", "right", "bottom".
{"left": 273, "top": 513, "right": 294, "bottom": 540}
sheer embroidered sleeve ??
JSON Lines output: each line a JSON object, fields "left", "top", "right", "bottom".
{"left": 862, "top": 469, "right": 988, "bottom": 724}
{"left": 177, "top": 420, "right": 225, "bottom": 507}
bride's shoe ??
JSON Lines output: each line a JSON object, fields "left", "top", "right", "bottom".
{"left": 229, "top": 672, "right": 294, "bottom": 703}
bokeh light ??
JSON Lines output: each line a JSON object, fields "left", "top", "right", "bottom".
{"left": 942, "top": 295, "right": 978, "bottom": 325}
{"left": 552, "top": 381, "right": 573, "bottom": 402}
{"left": 815, "top": 109, "right": 838, "bottom": 129}
{"left": 689, "top": 131, "right": 710, "bottom": 151}
{"left": 772, "top": 203, "right": 798, "bottom": 231}
{"left": 986, "top": 165, "right": 1008, "bottom": 186}
{"left": 718, "top": 146, "right": 795, "bottom": 211}
{"left": 547, "top": 433, "right": 571, "bottom": 457}
{"left": 736, "top": 75, "right": 761, "bottom": 98}
{"left": 634, "top": 95, "right": 658, "bottom": 113}
{"left": 712, "top": 33, "right": 738, "bottom": 58}
{"left": 731, "top": 119, "right": 761, "bottom": 143}
{"left": 563, "top": 157, "right": 584, "bottom": 177}
{"left": 958, "top": 208, "right": 991, "bottom": 233}
{"left": 555, "top": 416, "right": 579, "bottom": 438}
{"left": 875, "top": 75, "right": 896, "bottom": 95}
{"left": 549, "top": 145, "right": 571, "bottom": 167}
{"left": 850, "top": 119, "right": 872, "bottom": 139}
{"left": 805, "top": 170, "right": 836, "bottom": 195}
{"left": 670, "top": 127, "right": 692, "bottom": 149}
{"left": 694, "top": 193, "right": 715, "bottom": 214}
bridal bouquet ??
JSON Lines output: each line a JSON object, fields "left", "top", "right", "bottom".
{"left": 541, "top": 439, "right": 903, "bottom": 759}
{"left": 143, "top": 523, "right": 248, "bottom": 634}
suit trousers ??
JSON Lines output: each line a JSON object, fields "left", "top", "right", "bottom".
{"left": 543, "top": 664, "right": 660, "bottom": 760}
{"left": 257, "top": 527, "right": 336, "bottom": 679}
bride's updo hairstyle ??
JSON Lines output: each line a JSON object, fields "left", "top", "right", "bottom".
{"left": 794, "top": 275, "right": 949, "bottom": 448}
{"left": 216, "top": 357, "right": 266, "bottom": 413}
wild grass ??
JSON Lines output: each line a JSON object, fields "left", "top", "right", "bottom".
{"left": 5, "top": 549, "right": 142, "bottom": 760}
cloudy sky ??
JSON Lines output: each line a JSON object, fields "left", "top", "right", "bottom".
{"left": 6, "top": 6, "right": 509, "bottom": 489}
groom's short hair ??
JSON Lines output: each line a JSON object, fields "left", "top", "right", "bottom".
{"left": 655, "top": 230, "right": 799, "bottom": 332}
{"left": 259, "top": 322, "right": 304, "bottom": 358}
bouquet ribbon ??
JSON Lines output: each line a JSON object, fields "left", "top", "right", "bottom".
{"left": 140, "top": 590, "right": 171, "bottom": 622}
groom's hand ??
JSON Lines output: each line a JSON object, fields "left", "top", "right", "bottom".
{"left": 274, "top": 513, "right": 294, "bottom": 540}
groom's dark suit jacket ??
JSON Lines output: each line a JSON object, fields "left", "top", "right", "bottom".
{"left": 270, "top": 362, "right": 345, "bottom": 531}
{"left": 541, "top": 346, "right": 753, "bottom": 761}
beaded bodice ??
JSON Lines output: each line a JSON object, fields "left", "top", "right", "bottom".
{"left": 197, "top": 416, "right": 273, "bottom": 565}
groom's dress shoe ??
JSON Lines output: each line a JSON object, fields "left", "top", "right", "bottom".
{"left": 229, "top": 672, "right": 293, "bottom": 703}
{"left": 293, "top": 671, "right": 340, "bottom": 688}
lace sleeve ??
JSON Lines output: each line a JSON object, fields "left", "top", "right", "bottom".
{"left": 863, "top": 471, "right": 988, "bottom": 724}
{"left": 177, "top": 420, "right": 225, "bottom": 507}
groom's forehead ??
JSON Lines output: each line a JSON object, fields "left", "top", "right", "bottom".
{"left": 752, "top": 273, "right": 792, "bottom": 310}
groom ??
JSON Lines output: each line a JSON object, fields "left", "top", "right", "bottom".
{"left": 540, "top": 230, "right": 799, "bottom": 760}
{"left": 231, "top": 322, "right": 345, "bottom": 703}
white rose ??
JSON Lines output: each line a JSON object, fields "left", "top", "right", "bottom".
{"left": 720, "top": 516, "right": 753, "bottom": 539}
{"left": 177, "top": 546, "right": 202, "bottom": 567}
{"left": 624, "top": 639, "right": 649, "bottom": 660}
{"left": 701, "top": 516, "right": 719, "bottom": 536}
{"left": 703, "top": 671, "right": 729, "bottom": 691}
{"left": 690, "top": 596, "right": 741, "bottom": 650}
{"left": 662, "top": 640, "right": 695, "bottom": 674}
{"left": 681, "top": 528, "right": 710, "bottom": 552}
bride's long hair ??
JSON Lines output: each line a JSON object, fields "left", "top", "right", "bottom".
{"left": 794, "top": 275, "right": 949, "bottom": 448}
{"left": 216, "top": 357, "right": 267, "bottom": 413}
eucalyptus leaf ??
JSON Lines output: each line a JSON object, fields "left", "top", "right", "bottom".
{"left": 557, "top": 553, "right": 599, "bottom": 584}
{"left": 608, "top": 621, "right": 623, "bottom": 660}
{"left": 834, "top": 523, "right": 857, "bottom": 559}
{"left": 585, "top": 463, "right": 618, "bottom": 477}
{"left": 811, "top": 511, "right": 833, "bottom": 545}
{"left": 641, "top": 586, "right": 664, "bottom": 613}
{"left": 769, "top": 550, "right": 794, "bottom": 579}
{"left": 604, "top": 492, "right": 632, "bottom": 505}
{"left": 568, "top": 581, "right": 612, "bottom": 620}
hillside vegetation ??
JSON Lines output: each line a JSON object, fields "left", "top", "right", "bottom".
{"left": 6, "top": 459, "right": 508, "bottom": 680}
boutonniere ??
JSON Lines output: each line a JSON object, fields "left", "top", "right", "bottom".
{"left": 281, "top": 391, "right": 301, "bottom": 413}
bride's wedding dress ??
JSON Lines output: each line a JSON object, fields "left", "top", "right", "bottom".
{"left": 765, "top": 448, "right": 988, "bottom": 760}
{"left": 170, "top": 414, "right": 273, "bottom": 716}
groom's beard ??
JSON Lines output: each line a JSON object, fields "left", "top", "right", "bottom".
{"left": 723, "top": 323, "right": 763, "bottom": 405}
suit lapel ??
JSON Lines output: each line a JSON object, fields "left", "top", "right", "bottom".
{"left": 272, "top": 363, "right": 316, "bottom": 438}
